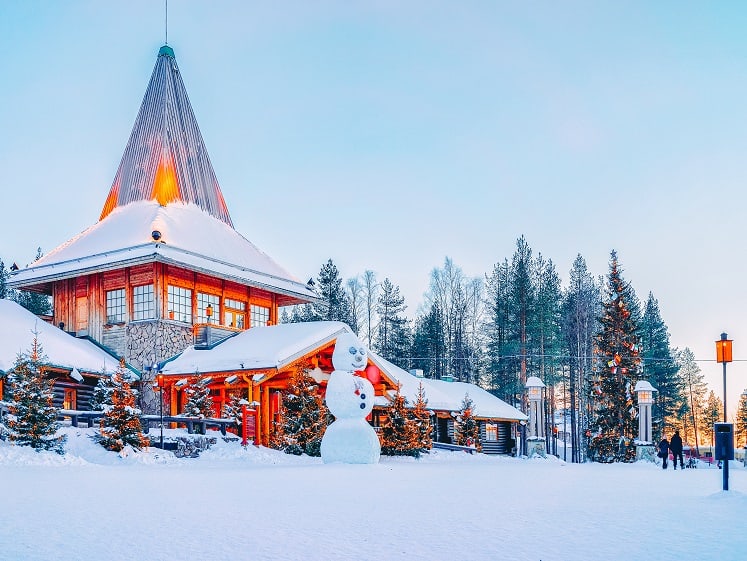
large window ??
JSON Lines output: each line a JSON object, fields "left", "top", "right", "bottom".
{"left": 250, "top": 304, "right": 270, "bottom": 328}
{"left": 132, "top": 284, "right": 155, "bottom": 321}
{"left": 197, "top": 292, "right": 220, "bottom": 324}
{"left": 168, "top": 285, "right": 192, "bottom": 323}
{"left": 224, "top": 298, "right": 246, "bottom": 329}
{"left": 106, "top": 289, "right": 126, "bottom": 323}
{"left": 63, "top": 388, "right": 77, "bottom": 411}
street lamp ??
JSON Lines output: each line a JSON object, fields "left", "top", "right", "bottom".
{"left": 715, "top": 333, "right": 733, "bottom": 490}
{"left": 154, "top": 370, "right": 164, "bottom": 450}
{"left": 634, "top": 380, "right": 657, "bottom": 444}
{"left": 715, "top": 333, "right": 732, "bottom": 422}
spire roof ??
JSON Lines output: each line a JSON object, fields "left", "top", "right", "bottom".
{"left": 100, "top": 46, "right": 233, "bottom": 226}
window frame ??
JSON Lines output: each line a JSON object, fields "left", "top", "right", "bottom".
{"left": 105, "top": 288, "right": 126, "bottom": 324}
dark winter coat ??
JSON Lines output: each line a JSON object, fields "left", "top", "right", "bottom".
{"left": 658, "top": 438, "right": 669, "bottom": 457}
{"left": 669, "top": 433, "right": 683, "bottom": 454}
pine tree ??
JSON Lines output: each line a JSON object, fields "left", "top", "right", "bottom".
{"left": 588, "top": 251, "right": 641, "bottom": 463}
{"left": 736, "top": 391, "right": 747, "bottom": 448}
{"left": 0, "top": 257, "right": 9, "bottom": 299}
{"left": 701, "top": 390, "right": 723, "bottom": 450}
{"left": 98, "top": 360, "right": 148, "bottom": 452}
{"left": 410, "top": 382, "right": 432, "bottom": 452}
{"left": 4, "top": 335, "right": 66, "bottom": 453}
{"left": 222, "top": 392, "right": 245, "bottom": 426}
{"left": 380, "top": 387, "right": 420, "bottom": 457}
{"left": 560, "top": 254, "right": 600, "bottom": 463}
{"left": 11, "top": 248, "right": 52, "bottom": 315}
{"left": 313, "top": 259, "right": 356, "bottom": 328}
{"left": 183, "top": 376, "right": 214, "bottom": 434}
{"left": 272, "top": 367, "right": 328, "bottom": 456}
{"left": 640, "top": 292, "right": 684, "bottom": 439}
{"left": 410, "top": 302, "right": 446, "bottom": 379}
{"left": 485, "top": 259, "right": 515, "bottom": 402}
{"left": 455, "top": 393, "right": 480, "bottom": 451}
{"left": 374, "top": 278, "right": 410, "bottom": 366}
{"left": 676, "top": 348, "right": 708, "bottom": 455}
{"left": 89, "top": 371, "right": 118, "bottom": 411}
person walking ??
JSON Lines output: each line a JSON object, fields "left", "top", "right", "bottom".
{"left": 658, "top": 436, "right": 669, "bottom": 469}
{"left": 669, "top": 430, "right": 684, "bottom": 470}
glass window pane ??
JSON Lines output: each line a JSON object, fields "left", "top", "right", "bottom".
{"left": 106, "top": 289, "right": 125, "bottom": 323}
{"left": 133, "top": 284, "right": 155, "bottom": 321}
{"left": 167, "top": 285, "right": 192, "bottom": 323}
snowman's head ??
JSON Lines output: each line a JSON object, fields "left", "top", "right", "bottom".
{"left": 332, "top": 333, "right": 367, "bottom": 372}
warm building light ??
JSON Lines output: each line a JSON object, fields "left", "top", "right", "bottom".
{"left": 151, "top": 153, "right": 180, "bottom": 206}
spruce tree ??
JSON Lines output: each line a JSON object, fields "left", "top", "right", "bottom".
{"left": 410, "top": 302, "right": 446, "bottom": 379}
{"left": 183, "top": 376, "right": 214, "bottom": 434}
{"left": 374, "top": 278, "right": 410, "bottom": 366}
{"left": 98, "top": 360, "right": 148, "bottom": 452}
{"left": 485, "top": 259, "right": 515, "bottom": 402}
{"left": 222, "top": 392, "right": 245, "bottom": 426}
{"left": 561, "top": 254, "right": 600, "bottom": 463}
{"left": 455, "top": 393, "right": 480, "bottom": 451}
{"left": 676, "top": 348, "right": 708, "bottom": 455}
{"left": 272, "top": 367, "right": 328, "bottom": 456}
{"left": 410, "top": 382, "right": 432, "bottom": 453}
{"left": 640, "top": 292, "right": 684, "bottom": 439}
{"left": 89, "top": 371, "right": 118, "bottom": 411}
{"left": 701, "top": 391, "right": 723, "bottom": 450}
{"left": 5, "top": 335, "right": 66, "bottom": 453}
{"left": 735, "top": 392, "right": 747, "bottom": 448}
{"left": 380, "top": 387, "right": 420, "bottom": 457}
{"left": 313, "top": 259, "right": 356, "bottom": 328}
{"left": 588, "top": 251, "right": 641, "bottom": 463}
{"left": 0, "top": 257, "right": 9, "bottom": 299}
{"left": 11, "top": 248, "right": 52, "bottom": 315}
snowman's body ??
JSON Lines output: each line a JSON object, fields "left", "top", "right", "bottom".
{"left": 320, "top": 334, "right": 381, "bottom": 464}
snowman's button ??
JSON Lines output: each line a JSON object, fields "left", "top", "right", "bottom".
{"left": 360, "top": 393, "right": 366, "bottom": 400}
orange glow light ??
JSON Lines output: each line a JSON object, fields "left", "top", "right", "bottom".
{"left": 716, "top": 338, "right": 733, "bottom": 363}
{"left": 151, "top": 153, "right": 180, "bottom": 206}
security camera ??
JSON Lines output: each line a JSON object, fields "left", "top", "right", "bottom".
{"left": 152, "top": 230, "right": 162, "bottom": 241}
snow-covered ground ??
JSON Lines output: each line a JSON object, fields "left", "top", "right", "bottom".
{"left": 1, "top": 427, "right": 745, "bottom": 561}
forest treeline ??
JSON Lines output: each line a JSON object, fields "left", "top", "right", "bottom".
{"left": 282, "top": 236, "right": 747, "bottom": 462}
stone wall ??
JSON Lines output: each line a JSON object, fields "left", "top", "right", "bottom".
{"left": 127, "top": 320, "right": 193, "bottom": 414}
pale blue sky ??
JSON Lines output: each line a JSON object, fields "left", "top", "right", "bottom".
{"left": 2, "top": 1, "right": 747, "bottom": 412}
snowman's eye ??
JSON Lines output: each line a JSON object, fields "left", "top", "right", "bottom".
{"left": 359, "top": 347, "right": 365, "bottom": 355}
{"left": 348, "top": 346, "right": 357, "bottom": 354}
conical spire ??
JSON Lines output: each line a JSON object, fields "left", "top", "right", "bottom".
{"left": 100, "top": 45, "right": 233, "bottom": 227}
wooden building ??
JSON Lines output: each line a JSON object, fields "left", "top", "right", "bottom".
{"left": 6, "top": 45, "right": 527, "bottom": 452}
{"left": 8, "top": 46, "right": 316, "bottom": 412}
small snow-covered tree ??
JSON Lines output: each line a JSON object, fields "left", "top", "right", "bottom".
{"left": 222, "top": 392, "right": 245, "bottom": 426}
{"left": 455, "top": 393, "right": 480, "bottom": 451}
{"left": 89, "top": 370, "right": 117, "bottom": 411}
{"left": 381, "top": 387, "right": 420, "bottom": 457}
{"left": 182, "top": 376, "right": 214, "bottom": 434}
{"left": 410, "top": 382, "right": 432, "bottom": 453}
{"left": 272, "top": 366, "right": 328, "bottom": 456}
{"left": 4, "top": 335, "right": 66, "bottom": 454}
{"left": 98, "top": 360, "right": 148, "bottom": 452}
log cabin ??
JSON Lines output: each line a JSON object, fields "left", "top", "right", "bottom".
{"left": 6, "top": 45, "right": 527, "bottom": 452}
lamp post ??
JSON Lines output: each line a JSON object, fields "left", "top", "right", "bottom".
{"left": 716, "top": 333, "right": 732, "bottom": 422}
{"left": 634, "top": 381, "right": 657, "bottom": 444}
{"left": 155, "top": 370, "right": 164, "bottom": 450}
{"left": 715, "top": 333, "right": 733, "bottom": 490}
{"left": 525, "top": 376, "right": 546, "bottom": 458}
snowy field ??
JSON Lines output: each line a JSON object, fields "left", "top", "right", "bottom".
{"left": 1, "top": 428, "right": 745, "bottom": 561}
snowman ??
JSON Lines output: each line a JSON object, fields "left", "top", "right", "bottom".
{"left": 320, "top": 333, "right": 381, "bottom": 464}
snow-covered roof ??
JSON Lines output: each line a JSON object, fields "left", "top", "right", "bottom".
{"left": 8, "top": 201, "right": 317, "bottom": 303}
{"left": 162, "top": 321, "right": 352, "bottom": 374}
{"left": 101, "top": 45, "right": 232, "bottom": 226}
{"left": 0, "top": 299, "right": 121, "bottom": 376}
{"left": 371, "top": 355, "right": 528, "bottom": 422}
{"left": 161, "top": 320, "right": 527, "bottom": 421}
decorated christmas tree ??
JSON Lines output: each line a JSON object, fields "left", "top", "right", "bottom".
{"left": 455, "top": 393, "right": 481, "bottom": 451}
{"left": 272, "top": 366, "right": 328, "bottom": 456}
{"left": 89, "top": 369, "right": 117, "bottom": 411}
{"left": 183, "top": 376, "right": 214, "bottom": 434}
{"left": 588, "top": 251, "right": 641, "bottom": 463}
{"left": 222, "top": 391, "right": 246, "bottom": 427}
{"left": 4, "top": 335, "right": 66, "bottom": 454}
{"left": 98, "top": 359, "right": 149, "bottom": 452}
{"left": 410, "top": 382, "right": 432, "bottom": 453}
{"left": 381, "top": 387, "right": 420, "bottom": 457}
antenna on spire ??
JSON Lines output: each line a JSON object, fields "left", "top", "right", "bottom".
{"left": 165, "top": 0, "right": 168, "bottom": 45}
